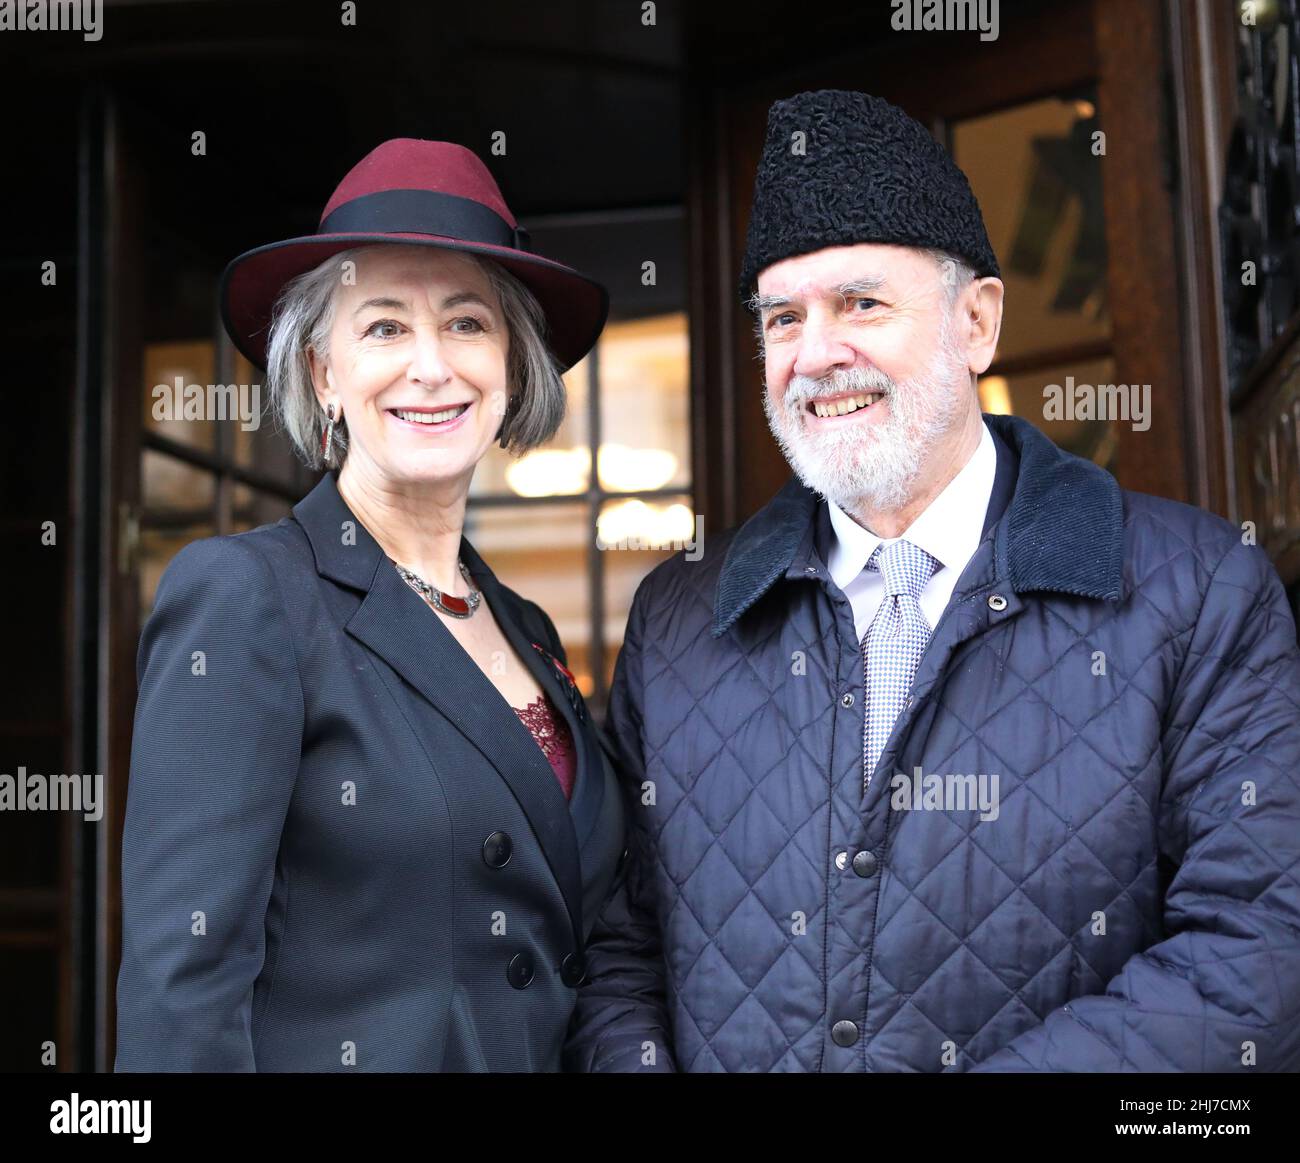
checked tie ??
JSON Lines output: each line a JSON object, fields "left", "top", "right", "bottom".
{"left": 861, "top": 538, "right": 940, "bottom": 792}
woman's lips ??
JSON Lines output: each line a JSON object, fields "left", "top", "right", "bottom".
{"left": 386, "top": 402, "right": 473, "bottom": 432}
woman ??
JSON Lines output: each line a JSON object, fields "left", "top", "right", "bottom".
{"left": 114, "top": 139, "right": 629, "bottom": 1071}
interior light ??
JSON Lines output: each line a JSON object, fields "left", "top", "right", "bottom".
{"left": 597, "top": 444, "right": 678, "bottom": 492}
{"left": 979, "top": 375, "right": 1013, "bottom": 415}
{"left": 504, "top": 448, "right": 590, "bottom": 497}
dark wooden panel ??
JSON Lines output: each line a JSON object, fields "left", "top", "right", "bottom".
{"left": 0, "top": 949, "right": 59, "bottom": 1072}
{"left": 689, "top": 2, "right": 1116, "bottom": 527}
{"left": 1093, "top": 0, "right": 1189, "bottom": 503}
{"left": 1166, "top": 0, "right": 1238, "bottom": 517}
{"left": 689, "top": 0, "right": 1195, "bottom": 528}
{"left": 0, "top": 73, "right": 79, "bottom": 1073}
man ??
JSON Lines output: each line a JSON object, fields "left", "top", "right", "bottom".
{"left": 564, "top": 89, "right": 1300, "bottom": 1072}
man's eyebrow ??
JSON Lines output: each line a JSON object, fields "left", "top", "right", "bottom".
{"left": 749, "top": 275, "right": 889, "bottom": 315}
{"left": 749, "top": 293, "right": 790, "bottom": 314}
{"left": 835, "top": 275, "right": 887, "bottom": 297}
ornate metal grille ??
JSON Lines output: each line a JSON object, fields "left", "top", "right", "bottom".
{"left": 1220, "top": 0, "right": 1300, "bottom": 393}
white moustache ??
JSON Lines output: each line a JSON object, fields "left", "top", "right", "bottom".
{"left": 786, "top": 368, "right": 895, "bottom": 406}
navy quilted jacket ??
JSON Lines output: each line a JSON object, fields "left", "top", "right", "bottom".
{"left": 564, "top": 413, "right": 1300, "bottom": 1072}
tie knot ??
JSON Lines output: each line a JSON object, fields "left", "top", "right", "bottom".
{"left": 867, "top": 538, "right": 939, "bottom": 599}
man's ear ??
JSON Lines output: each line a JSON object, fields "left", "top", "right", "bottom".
{"left": 965, "top": 277, "right": 1005, "bottom": 377}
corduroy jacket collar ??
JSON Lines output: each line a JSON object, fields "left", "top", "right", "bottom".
{"left": 712, "top": 413, "right": 1125, "bottom": 638}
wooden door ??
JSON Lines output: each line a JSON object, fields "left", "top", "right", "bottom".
{"left": 688, "top": 0, "right": 1204, "bottom": 530}
{"left": 83, "top": 92, "right": 314, "bottom": 1069}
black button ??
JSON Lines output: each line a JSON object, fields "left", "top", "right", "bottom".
{"left": 507, "top": 951, "right": 534, "bottom": 989}
{"left": 852, "top": 850, "right": 878, "bottom": 878}
{"left": 831, "top": 1019, "right": 859, "bottom": 1047}
{"left": 560, "top": 952, "right": 588, "bottom": 987}
{"left": 482, "top": 831, "right": 513, "bottom": 868}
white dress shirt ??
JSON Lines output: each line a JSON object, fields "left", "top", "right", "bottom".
{"left": 826, "top": 419, "right": 998, "bottom": 641}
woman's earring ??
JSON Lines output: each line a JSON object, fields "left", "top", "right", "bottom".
{"left": 321, "top": 403, "right": 338, "bottom": 465}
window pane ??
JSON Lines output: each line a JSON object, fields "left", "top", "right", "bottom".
{"left": 463, "top": 503, "right": 593, "bottom": 695}
{"left": 979, "top": 356, "right": 1120, "bottom": 470}
{"left": 141, "top": 449, "right": 214, "bottom": 517}
{"left": 233, "top": 484, "right": 295, "bottom": 532}
{"left": 951, "top": 92, "right": 1110, "bottom": 365}
{"left": 143, "top": 341, "right": 216, "bottom": 452}
{"left": 231, "top": 349, "right": 261, "bottom": 469}
{"left": 471, "top": 355, "right": 591, "bottom": 497}
{"left": 140, "top": 442, "right": 216, "bottom": 619}
{"left": 600, "top": 493, "right": 695, "bottom": 691}
{"left": 596, "top": 312, "right": 690, "bottom": 493}
{"left": 230, "top": 348, "right": 304, "bottom": 493}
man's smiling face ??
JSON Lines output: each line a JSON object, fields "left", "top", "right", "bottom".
{"left": 754, "top": 242, "right": 984, "bottom": 519}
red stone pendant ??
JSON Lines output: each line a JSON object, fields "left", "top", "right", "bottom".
{"left": 438, "top": 593, "right": 470, "bottom": 616}
{"left": 392, "top": 559, "right": 480, "bottom": 619}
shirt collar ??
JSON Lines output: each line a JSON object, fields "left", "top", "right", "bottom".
{"left": 825, "top": 418, "right": 998, "bottom": 589}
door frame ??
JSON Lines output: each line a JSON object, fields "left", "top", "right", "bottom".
{"left": 687, "top": 0, "right": 1213, "bottom": 530}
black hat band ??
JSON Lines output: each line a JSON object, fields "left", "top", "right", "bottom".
{"left": 319, "top": 188, "right": 531, "bottom": 252}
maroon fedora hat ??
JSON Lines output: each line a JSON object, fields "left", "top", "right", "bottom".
{"left": 220, "top": 138, "right": 608, "bottom": 372}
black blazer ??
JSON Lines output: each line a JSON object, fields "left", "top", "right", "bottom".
{"left": 114, "top": 470, "right": 626, "bottom": 1071}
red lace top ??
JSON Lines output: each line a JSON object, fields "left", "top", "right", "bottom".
{"left": 513, "top": 693, "right": 577, "bottom": 800}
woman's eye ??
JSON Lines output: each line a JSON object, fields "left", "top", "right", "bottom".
{"left": 365, "top": 319, "right": 402, "bottom": 339}
{"left": 852, "top": 297, "right": 879, "bottom": 311}
{"left": 451, "top": 316, "right": 486, "bottom": 334}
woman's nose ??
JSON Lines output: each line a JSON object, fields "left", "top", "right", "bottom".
{"left": 405, "top": 327, "right": 452, "bottom": 387}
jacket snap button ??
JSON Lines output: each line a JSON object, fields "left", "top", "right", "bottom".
{"left": 852, "top": 850, "right": 878, "bottom": 878}
{"left": 834, "top": 850, "right": 848, "bottom": 871}
{"left": 841, "top": 692, "right": 855, "bottom": 708}
{"left": 560, "top": 951, "right": 588, "bottom": 987}
{"left": 507, "top": 951, "right": 535, "bottom": 989}
{"left": 831, "top": 1019, "right": 860, "bottom": 1046}
{"left": 482, "top": 832, "right": 513, "bottom": 868}
{"left": 987, "top": 594, "right": 1008, "bottom": 611}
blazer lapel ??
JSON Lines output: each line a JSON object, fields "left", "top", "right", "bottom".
{"left": 460, "top": 540, "right": 606, "bottom": 851}
{"left": 292, "top": 472, "right": 586, "bottom": 944}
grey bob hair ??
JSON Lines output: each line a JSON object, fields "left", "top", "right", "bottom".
{"left": 264, "top": 244, "right": 568, "bottom": 470}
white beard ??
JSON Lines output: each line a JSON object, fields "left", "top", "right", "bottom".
{"left": 762, "top": 319, "right": 971, "bottom": 514}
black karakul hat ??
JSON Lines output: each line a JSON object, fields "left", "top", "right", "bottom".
{"left": 739, "top": 89, "right": 1000, "bottom": 300}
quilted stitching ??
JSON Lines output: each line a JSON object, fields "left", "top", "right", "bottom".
{"left": 567, "top": 418, "right": 1300, "bottom": 1073}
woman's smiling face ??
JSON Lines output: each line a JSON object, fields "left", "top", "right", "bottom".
{"left": 309, "top": 245, "right": 510, "bottom": 490}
